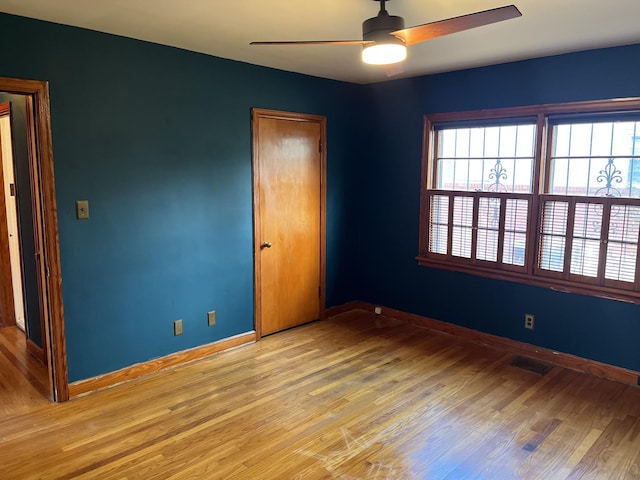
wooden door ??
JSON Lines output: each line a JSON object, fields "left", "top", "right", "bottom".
{"left": 0, "top": 105, "right": 26, "bottom": 331}
{"left": 0, "top": 103, "right": 16, "bottom": 327}
{"left": 253, "top": 109, "right": 326, "bottom": 336}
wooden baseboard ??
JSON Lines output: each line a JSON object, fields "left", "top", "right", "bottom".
{"left": 332, "top": 303, "right": 640, "bottom": 388}
{"left": 69, "top": 331, "right": 256, "bottom": 397}
{"left": 26, "top": 338, "right": 45, "bottom": 365}
{"left": 325, "top": 301, "right": 368, "bottom": 318}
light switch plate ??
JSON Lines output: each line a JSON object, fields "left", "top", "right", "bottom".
{"left": 174, "top": 319, "right": 183, "bottom": 336}
{"left": 207, "top": 311, "right": 216, "bottom": 327}
{"left": 76, "top": 200, "right": 89, "bottom": 219}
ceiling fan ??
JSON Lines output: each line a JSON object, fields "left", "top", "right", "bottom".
{"left": 250, "top": 0, "right": 521, "bottom": 66}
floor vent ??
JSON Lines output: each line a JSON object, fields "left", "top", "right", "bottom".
{"left": 510, "top": 356, "right": 553, "bottom": 375}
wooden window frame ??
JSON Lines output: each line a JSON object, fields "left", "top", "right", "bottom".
{"left": 418, "top": 97, "right": 640, "bottom": 304}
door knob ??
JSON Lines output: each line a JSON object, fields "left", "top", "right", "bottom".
{"left": 261, "top": 241, "right": 272, "bottom": 249}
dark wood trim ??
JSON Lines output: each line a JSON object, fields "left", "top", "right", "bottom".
{"left": 319, "top": 116, "right": 327, "bottom": 321}
{"left": 425, "top": 97, "right": 640, "bottom": 124}
{"left": 0, "top": 102, "right": 9, "bottom": 116}
{"left": 563, "top": 197, "right": 577, "bottom": 281}
{"left": 335, "top": 302, "right": 640, "bottom": 387}
{"left": 252, "top": 110, "right": 263, "bottom": 339}
{"left": 417, "top": 254, "right": 640, "bottom": 304}
{"left": 596, "top": 200, "right": 611, "bottom": 283}
{"left": 634, "top": 220, "right": 640, "bottom": 293}
{"left": 251, "top": 108, "right": 327, "bottom": 337}
{"left": 0, "top": 77, "right": 67, "bottom": 401}
{"left": 527, "top": 113, "right": 546, "bottom": 274}
{"left": 495, "top": 196, "right": 506, "bottom": 265}
{"left": 69, "top": 331, "right": 256, "bottom": 397}
{"left": 470, "top": 196, "right": 479, "bottom": 263}
{"left": 325, "top": 301, "right": 369, "bottom": 318}
{"left": 25, "top": 95, "right": 50, "bottom": 365}
{"left": 26, "top": 338, "right": 45, "bottom": 364}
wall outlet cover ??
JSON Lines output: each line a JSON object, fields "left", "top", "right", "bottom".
{"left": 524, "top": 314, "right": 535, "bottom": 330}
{"left": 174, "top": 319, "right": 184, "bottom": 336}
{"left": 76, "top": 200, "right": 89, "bottom": 219}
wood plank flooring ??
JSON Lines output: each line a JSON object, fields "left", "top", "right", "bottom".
{"left": 1, "top": 310, "right": 640, "bottom": 479}
{"left": 0, "top": 325, "right": 49, "bottom": 416}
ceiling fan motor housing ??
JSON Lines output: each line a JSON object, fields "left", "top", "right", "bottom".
{"left": 362, "top": 12, "right": 405, "bottom": 43}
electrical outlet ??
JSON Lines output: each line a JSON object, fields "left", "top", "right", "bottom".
{"left": 524, "top": 314, "right": 535, "bottom": 330}
{"left": 207, "top": 311, "right": 216, "bottom": 327}
{"left": 174, "top": 319, "right": 183, "bottom": 336}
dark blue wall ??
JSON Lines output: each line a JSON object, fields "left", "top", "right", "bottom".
{"left": 360, "top": 45, "right": 640, "bottom": 373}
{"left": 2, "top": 10, "right": 640, "bottom": 382}
{"left": 0, "top": 13, "right": 364, "bottom": 382}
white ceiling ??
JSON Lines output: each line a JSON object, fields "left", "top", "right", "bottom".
{"left": 1, "top": 0, "right": 639, "bottom": 84}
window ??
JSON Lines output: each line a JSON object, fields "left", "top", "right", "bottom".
{"left": 426, "top": 122, "right": 535, "bottom": 272}
{"left": 418, "top": 99, "right": 640, "bottom": 303}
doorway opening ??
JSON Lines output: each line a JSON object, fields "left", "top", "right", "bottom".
{"left": 0, "top": 77, "right": 67, "bottom": 402}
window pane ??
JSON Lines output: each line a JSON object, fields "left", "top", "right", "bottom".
{"left": 568, "top": 123, "right": 593, "bottom": 157}
{"left": 549, "top": 120, "right": 640, "bottom": 198}
{"left": 570, "top": 203, "right": 603, "bottom": 277}
{"left": 612, "top": 122, "right": 637, "bottom": 156}
{"left": 429, "top": 195, "right": 449, "bottom": 255}
{"left": 605, "top": 204, "right": 640, "bottom": 282}
{"left": 456, "top": 129, "right": 471, "bottom": 157}
{"left": 553, "top": 124, "right": 570, "bottom": 158}
{"left": 591, "top": 123, "right": 613, "bottom": 156}
{"left": 484, "top": 127, "right": 500, "bottom": 157}
{"left": 452, "top": 196, "right": 473, "bottom": 258}
{"left": 503, "top": 198, "right": 529, "bottom": 266}
{"left": 539, "top": 201, "right": 568, "bottom": 272}
{"left": 550, "top": 157, "right": 569, "bottom": 195}
{"left": 436, "top": 123, "right": 536, "bottom": 193}
{"left": 477, "top": 197, "right": 500, "bottom": 262}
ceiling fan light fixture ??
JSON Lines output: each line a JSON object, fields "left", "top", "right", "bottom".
{"left": 362, "top": 42, "right": 407, "bottom": 65}
{"left": 251, "top": 1, "right": 522, "bottom": 72}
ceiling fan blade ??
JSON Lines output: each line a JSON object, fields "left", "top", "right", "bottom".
{"left": 392, "top": 5, "right": 521, "bottom": 46}
{"left": 250, "top": 40, "right": 371, "bottom": 46}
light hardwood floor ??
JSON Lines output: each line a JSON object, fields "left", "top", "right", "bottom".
{"left": 1, "top": 310, "right": 640, "bottom": 479}
{"left": 0, "top": 326, "right": 49, "bottom": 416}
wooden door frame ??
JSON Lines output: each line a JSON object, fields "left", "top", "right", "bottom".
{"left": 251, "top": 108, "right": 327, "bottom": 339}
{"left": 0, "top": 77, "right": 68, "bottom": 402}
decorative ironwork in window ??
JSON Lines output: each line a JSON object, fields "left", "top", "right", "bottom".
{"left": 549, "top": 121, "right": 640, "bottom": 198}
{"left": 435, "top": 124, "right": 536, "bottom": 194}
{"left": 595, "top": 158, "right": 623, "bottom": 197}
{"left": 487, "top": 159, "right": 509, "bottom": 192}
